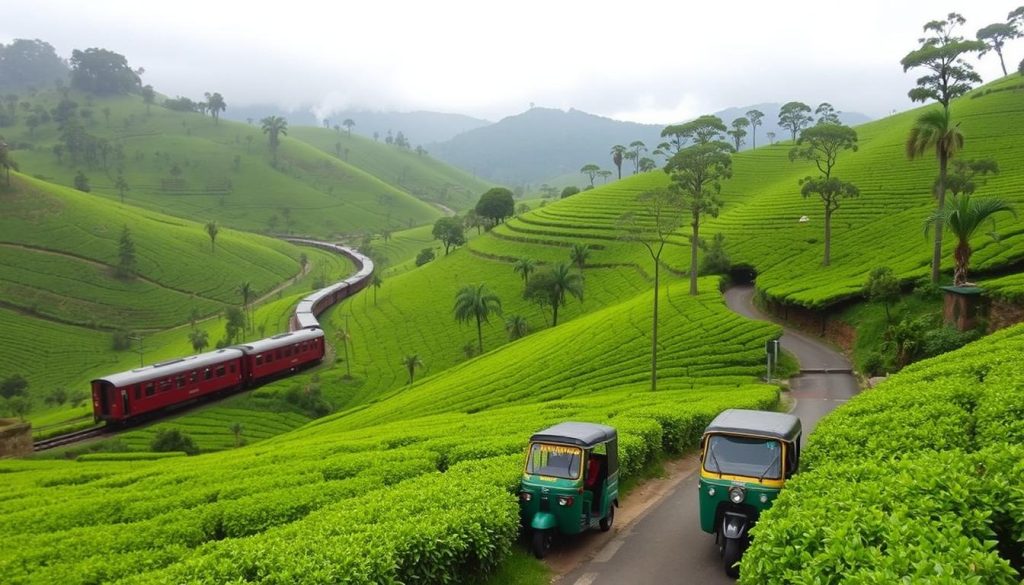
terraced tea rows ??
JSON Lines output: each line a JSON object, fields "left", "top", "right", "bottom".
{"left": 0, "top": 380, "right": 777, "bottom": 584}
{"left": 742, "top": 323, "right": 1024, "bottom": 583}
{"left": 471, "top": 75, "right": 1024, "bottom": 308}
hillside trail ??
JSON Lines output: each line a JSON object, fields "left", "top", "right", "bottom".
{"left": 553, "top": 285, "right": 860, "bottom": 585}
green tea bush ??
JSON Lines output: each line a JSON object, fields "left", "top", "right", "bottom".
{"left": 742, "top": 323, "right": 1024, "bottom": 583}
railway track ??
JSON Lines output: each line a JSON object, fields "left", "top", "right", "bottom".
{"left": 34, "top": 427, "right": 107, "bottom": 451}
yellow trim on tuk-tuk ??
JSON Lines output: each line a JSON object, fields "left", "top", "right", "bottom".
{"left": 523, "top": 441, "right": 584, "bottom": 481}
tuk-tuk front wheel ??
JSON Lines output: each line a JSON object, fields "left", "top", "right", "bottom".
{"left": 532, "top": 529, "right": 553, "bottom": 559}
{"left": 722, "top": 537, "right": 743, "bottom": 578}
{"left": 599, "top": 503, "right": 615, "bottom": 532}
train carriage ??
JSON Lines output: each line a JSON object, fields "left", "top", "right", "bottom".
{"left": 237, "top": 328, "right": 325, "bottom": 382}
{"left": 92, "top": 349, "right": 245, "bottom": 423}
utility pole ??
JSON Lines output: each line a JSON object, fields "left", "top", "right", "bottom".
{"left": 130, "top": 334, "right": 145, "bottom": 367}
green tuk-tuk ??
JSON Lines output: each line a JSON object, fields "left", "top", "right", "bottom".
{"left": 520, "top": 422, "right": 619, "bottom": 558}
{"left": 699, "top": 409, "right": 801, "bottom": 577}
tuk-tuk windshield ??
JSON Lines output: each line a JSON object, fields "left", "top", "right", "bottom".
{"left": 526, "top": 443, "right": 582, "bottom": 479}
{"left": 704, "top": 434, "right": 782, "bottom": 479}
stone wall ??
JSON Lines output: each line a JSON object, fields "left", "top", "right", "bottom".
{"left": 761, "top": 299, "right": 857, "bottom": 353}
{"left": 0, "top": 418, "right": 33, "bottom": 458}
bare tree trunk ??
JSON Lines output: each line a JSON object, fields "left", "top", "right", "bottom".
{"left": 823, "top": 207, "right": 832, "bottom": 267}
{"left": 954, "top": 241, "right": 970, "bottom": 287}
{"left": 996, "top": 48, "right": 1008, "bottom": 77}
{"left": 932, "top": 150, "right": 948, "bottom": 283}
{"left": 689, "top": 216, "right": 700, "bottom": 296}
{"left": 651, "top": 258, "right": 659, "bottom": 392}
{"left": 476, "top": 316, "right": 483, "bottom": 354}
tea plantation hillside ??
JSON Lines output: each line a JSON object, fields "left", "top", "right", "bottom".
{"left": 289, "top": 126, "right": 492, "bottom": 211}
{"left": 480, "top": 75, "right": 1024, "bottom": 308}
{"left": 742, "top": 322, "right": 1024, "bottom": 582}
{"left": 2, "top": 90, "right": 440, "bottom": 236}
{"left": 0, "top": 172, "right": 355, "bottom": 428}
{"left": 0, "top": 274, "right": 781, "bottom": 584}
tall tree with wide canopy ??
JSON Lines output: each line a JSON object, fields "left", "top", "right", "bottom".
{"left": 924, "top": 195, "right": 1017, "bottom": 286}
{"left": 906, "top": 108, "right": 965, "bottom": 282}
{"left": 664, "top": 117, "right": 732, "bottom": 295}
{"left": 778, "top": 101, "right": 813, "bottom": 142}
{"left": 977, "top": 23, "right": 1019, "bottom": 76}
{"left": 475, "top": 187, "right": 515, "bottom": 225}
{"left": 260, "top": 115, "right": 288, "bottom": 165}
{"left": 453, "top": 284, "right": 503, "bottom": 354}
{"left": 69, "top": 48, "right": 140, "bottom": 95}
{"left": 342, "top": 118, "right": 355, "bottom": 136}
{"left": 629, "top": 141, "right": 647, "bottom": 174}
{"left": 815, "top": 103, "right": 841, "bottom": 125}
{"left": 790, "top": 123, "right": 860, "bottom": 266}
{"left": 746, "top": 109, "right": 764, "bottom": 148}
{"left": 205, "top": 92, "right": 227, "bottom": 124}
{"left": 617, "top": 188, "right": 686, "bottom": 391}
{"left": 580, "top": 163, "right": 601, "bottom": 187}
{"left": 902, "top": 13, "right": 984, "bottom": 283}
{"left": 610, "top": 144, "right": 626, "bottom": 179}
{"left": 727, "top": 117, "right": 749, "bottom": 151}
{"left": 432, "top": 216, "right": 465, "bottom": 255}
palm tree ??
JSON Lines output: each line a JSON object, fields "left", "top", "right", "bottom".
{"left": 188, "top": 329, "right": 209, "bottom": 354}
{"left": 402, "top": 354, "right": 423, "bottom": 385}
{"left": 569, "top": 243, "right": 590, "bottom": 270}
{"left": 907, "top": 108, "right": 965, "bottom": 283}
{"left": 372, "top": 273, "right": 382, "bottom": 305}
{"left": 512, "top": 257, "right": 536, "bottom": 287}
{"left": 0, "top": 137, "right": 17, "bottom": 187}
{"left": 336, "top": 324, "right": 353, "bottom": 378}
{"left": 261, "top": 115, "right": 288, "bottom": 165}
{"left": 924, "top": 195, "right": 1016, "bottom": 286}
{"left": 610, "top": 145, "right": 626, "bottom": 179}
{"left": 505, "top": 314, "right": 529, "bottom": 340}
{"left": 548, "top": 262, "right": 585, "bottom": 326}
{"left": 238, "top": 282, "right": 254, "bottom": 332}
{"left": 453, "top": 284, "right": 503, "bottom": 354}
{"left": 206, "top": 92, "right": 227, "bottom": 124}
{"left": 205, "top": 221, "right": 219, "bottom": 253}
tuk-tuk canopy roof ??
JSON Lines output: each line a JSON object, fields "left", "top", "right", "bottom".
{"left": 531, "top": 422, "right": 617, "bottom": 448}
{"left": 703, "top": 409, "right": 801, "bottom": 442}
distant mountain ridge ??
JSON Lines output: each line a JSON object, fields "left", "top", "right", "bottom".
{"left": 430, "top": 104, "right": 872, "bottom": 185}
{"left": 224, "top": 106, "right": 490, "bottom": 145}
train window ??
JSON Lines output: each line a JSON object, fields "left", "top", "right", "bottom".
{"left": 190, "top": 371, "right": 198, "bottom": 383}
{"left": 204, "top": 368, "right": 212, "bottom": 380}
{"left": 216, "top": 366, "right": 226, "bottom": 377}
{"left": 176, "top": 376, "right": 186, "bottom": 388}
{"left": 145, "top": 383, "right": 155, "bottom": 397}
{"left": 159, "top": 380, "right": 172, "bottom": 392}
{"left": 256, "top": 355, "right": 263, "bottom": 366}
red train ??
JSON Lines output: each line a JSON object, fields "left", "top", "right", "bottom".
{"left": 91, "top": 242, "right": 373, "bottom": 424}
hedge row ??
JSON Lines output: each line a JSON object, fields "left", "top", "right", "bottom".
{"left": 741, "top": 323, "right": 1024, "bottom": 583}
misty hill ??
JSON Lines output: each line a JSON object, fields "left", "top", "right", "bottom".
{"left": 431, "top": 105, "right": 872, "bottom": 185}
{"left": 430, "top": 107, "right": 665, "bottom": 185}
{"left": 224, "top": 106, "right": 489, "bottom": 145}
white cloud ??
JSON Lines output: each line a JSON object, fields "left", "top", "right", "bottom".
{"left": 1, "top": 0, "right": 1017, "bottom": 123}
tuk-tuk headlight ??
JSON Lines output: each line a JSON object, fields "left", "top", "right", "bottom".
{"left": 520, "top": 492, "right": 532, "bottom": 502}
{"left": 558, "top": 496, "right": 575, "bottom": 507}
{"left": 707, "top": 487, "right": 716, "bottom": 497}
{"left": 728, "top": 486, "right": 745, "bottom": 504}
{"left": 759, "top": 493, "right": 769, "bottom": 504}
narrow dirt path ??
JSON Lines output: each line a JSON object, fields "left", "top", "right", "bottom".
{"left": 555, "top": 285, "right": 861, "bottom": 584}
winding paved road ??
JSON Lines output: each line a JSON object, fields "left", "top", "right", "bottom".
{"left": 557, "top": 285, "right": 860, "bottom": 584}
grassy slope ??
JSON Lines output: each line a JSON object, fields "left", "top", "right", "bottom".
{"left": 483, "top": 75, "right": 1024, "bottom": 307}
{"left": 289, "top": 126, "right": 492, "bottom": 211}
{"left": 5, "top": 91, "right": 440, "bottom": 237}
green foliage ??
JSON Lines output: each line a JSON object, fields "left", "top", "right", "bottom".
{"left": 522, "top": 263, "right": 583, "bottom": 326}
{"left": 476, "top": 187, "right": 515, "bottom": 225}
{"left": 284, "top": 383, "right": 331, "bottom": 417}
{"left": 0, "top": 374, "right": 27, "bottom": 399}
{"left": 432, "top": 216, "right": 465, "bottom": 255}
{"left": 777, "top": 101, "right": 812, "bottom": 142}
{"left": 69, "top": 48, "right": 140, "bottom": 95}
{"left": 111, "top": 329, "right": 134, "bottom": 351}
{"left": 743, "top": 324, "right": 1024, "bottom": 583}
{"left": 0, "top": 39, "right": 68, "bottom": 90}
{"left": 901, "top": 12, "right": 985, "bottom": 108}
{"left": 115, "top": 225, "right": 136, "bottom": 278}
{"left": 864, "top": 267, "right": 900, "bottom": 321}
{"left": 414, "top": 247, "right": 435, "bottom": 266}
{"left": 223, "top": 307, "right": 245, "bottom": 345}
{"left": 453, "top": 283, "right": 503, "bottom": 353}
{"left": 150, "top": 428, "right": 199, "bottom": 456}
{"left": 700, "top": 233, "right": 731, "bottom": 275}
{"left": 72, "top": 169, "right": 90, "bottom": 192}
{"left": 924, "top": 194, "right": 1017, "bottom": 285}
{"left": 560, "top": 185, "right": 580, "bottom": 198}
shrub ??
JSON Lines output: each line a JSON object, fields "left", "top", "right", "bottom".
{"left": 560, "top": 186, "right": 580, "bottom": 198}
{"left": 921, "top": 326, "right": 982, "bottom": 358}
{"left": 150, "top": 429, "right": 199, "bottom": 455}
{"left": 111, "top": 329, "right": 133, "bottom": 351}
{"left": 415, "top": 247, "right": 435, "bottom": 266}
{"left": 861, "top": 352, "right": 885, "bottom": 377}
{"left": 700, "top": 233, "right": 731, "bottom": 275}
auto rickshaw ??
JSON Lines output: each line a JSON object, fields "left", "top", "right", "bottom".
{"left": 519, "top": 422, "right": 619, "bottom": 558}
{"left": 699, "top": 409, "right": 801, "bottom": 578}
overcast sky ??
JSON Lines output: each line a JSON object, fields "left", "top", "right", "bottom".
{"left": 2, "top": 1, "right": 1019, "bottom": 123}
